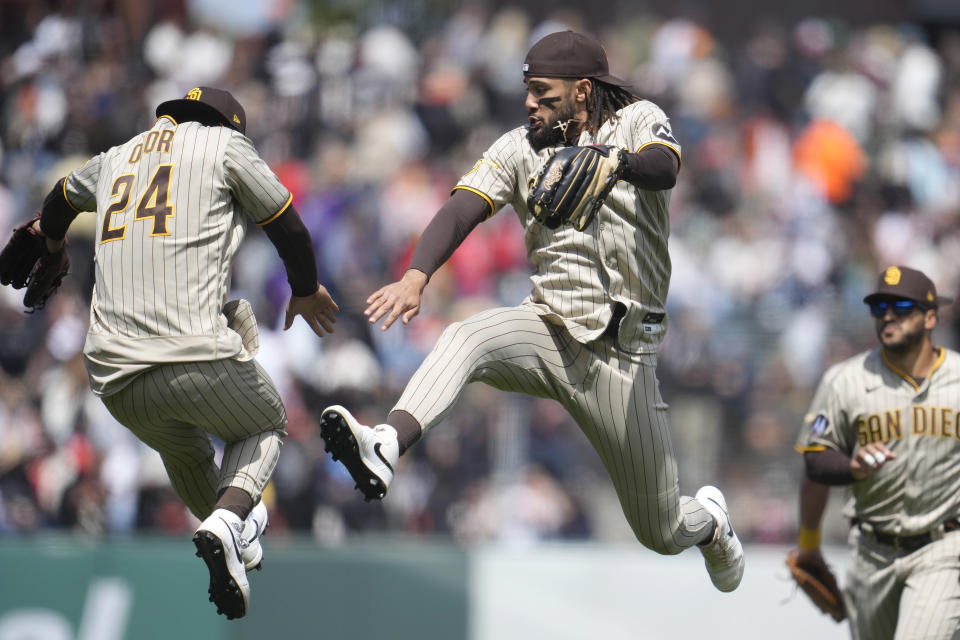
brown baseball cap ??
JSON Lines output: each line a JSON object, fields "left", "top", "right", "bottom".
{"left": 523, "top": 30, "right": 631, "bottom": 88}
{"left": 156, "top": 86, "right": 246, "bottom": 134}
{"left": 863, "top": 265, "right": 953, "bottom": 308}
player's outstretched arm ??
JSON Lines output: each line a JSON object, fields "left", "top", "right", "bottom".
{"left": 366, "top": 189, "right": 488, "bottom": 331}
{"left": 365, "top": 269, "right": 427, "bottom": 331}
{"left": 284, "top": 285, "right": 339, "bottom": 337}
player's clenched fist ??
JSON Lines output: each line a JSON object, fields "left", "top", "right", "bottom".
{"left": 365, "top": 269, "right": 428, "bottom": 331}
{"left": 285, "top": 284, "right": 339, "bottom": 337}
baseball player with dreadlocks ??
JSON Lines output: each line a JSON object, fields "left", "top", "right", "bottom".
{"left": 0, "top": 87, "right": 338, "bottom": 619}
{"left": 320, "top": 30, "right": 744, "bottom": 591}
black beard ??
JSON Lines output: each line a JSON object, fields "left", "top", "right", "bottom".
{"left": 878, "top": 320, "right": 926, "bottom": 353}
{"left": 526, "top": 105, "right": 579, "bottom": 151}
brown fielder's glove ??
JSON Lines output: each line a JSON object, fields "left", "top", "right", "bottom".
{"left": 786, "top": 549, "right": 846, "bottom": 622}
{"left": 0, "top": 215, "right": 69, "bottom": 312}
{"left": 527, "top": 145, "right": 626, "bottom": 231}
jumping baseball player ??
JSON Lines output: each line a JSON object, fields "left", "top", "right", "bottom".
{"left": 320, "top": 30, "right": 744, "bottom": 592}
{"left": 0, "top": 87, "right": 339, "bottom": 619}
{"left": 795, "top": 265, "right": 960, "bottom": 639}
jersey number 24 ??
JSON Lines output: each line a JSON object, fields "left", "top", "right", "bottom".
{"left": 100, "top": 164, "right": 175, "bottom": 243}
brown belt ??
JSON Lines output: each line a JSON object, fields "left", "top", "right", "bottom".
{"left": 857, "top": 518, "right": 960, "bottom": 552}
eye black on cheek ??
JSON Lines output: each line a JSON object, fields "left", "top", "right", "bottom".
{"left": 538, "top": 95, "right": 561, "bottom": 111}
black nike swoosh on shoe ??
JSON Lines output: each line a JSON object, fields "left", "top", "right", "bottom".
{"left": 219, "top": 517, "right": 244, "bottom": 565}
{"left": 707, "top": 498, "right": 735, "bottom": 538}
{"left": 374, "top": 443, "right": 394, "bottom": 473}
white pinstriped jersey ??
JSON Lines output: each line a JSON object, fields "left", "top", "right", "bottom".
{"left": 63, "top": 117, "right": 292, "bottom": 395}
{"left": 794, "top": 361, "right": 843, "bottom": 450}
{"left": 796, "top": 347, "right": 960, "bottom": 536}
{"left": 454, "top": 100, "right": 681, "bottom": 353}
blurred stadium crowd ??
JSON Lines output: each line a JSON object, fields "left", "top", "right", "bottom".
{"left": 2, "top": 0, "right": 960, "bottom": 547}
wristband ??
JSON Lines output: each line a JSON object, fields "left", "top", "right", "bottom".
{"left": 798, "top": 526, "right": 822, "bottom": 551}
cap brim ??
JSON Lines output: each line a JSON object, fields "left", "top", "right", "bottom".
{"left": 156, "top": 99, "right": 241, "bottom": 132}
{"left": 594, "top": 73, "right": 632, "bottom": 88}
{"left": 863, "top": 293, "right": 889, "bottom": 304}
{"left": 863, "top": 292, "right": 954, "bottom": 307}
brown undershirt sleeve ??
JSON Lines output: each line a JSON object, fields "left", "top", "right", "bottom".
{"left": 804, "top": 449, "right": 856, "bottom": 485}
{"left": 38, "top": 178, "right": 81, "bottom": 240}
{"left": 260, "top": 206, "right": 319, "bottom": 297}
{"left": 621, "top": 144, "right": 680, "bottom": 191}
{"left": 407, "top": 188, "right": 490, "bottom": 280}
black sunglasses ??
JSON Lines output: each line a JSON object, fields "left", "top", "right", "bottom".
{"left": 868, "top": 299, "right": 928, "bottom": 318}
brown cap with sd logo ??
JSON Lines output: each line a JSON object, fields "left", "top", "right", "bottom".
{"left": 156, "top": 86, "right": 246, "bottom": 134}
{"left": 863, "top": 266, "right": 953, "bottom": 308}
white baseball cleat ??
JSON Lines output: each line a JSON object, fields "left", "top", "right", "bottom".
{"left": 240, "top": 500, "right": 268, "bottom": 571}
{"left": 193, "top": 508, "right": 251, "bottom": 619}
{"left": 695, "top": 485, "right": 745, "bottom": 592}
{"left": 319, "top": 405, "right": 399, "bottom": 501}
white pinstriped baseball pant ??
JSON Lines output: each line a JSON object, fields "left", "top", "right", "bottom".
{"left": 395, "top": 304, "right": 714, "bottom": 554}
{"left": 101, "top": 358, "right": 286, "bottom": 520}
{"left": 846, "top": 527, "right": 960, "bottom": 640}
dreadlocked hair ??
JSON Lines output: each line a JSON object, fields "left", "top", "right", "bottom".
{"left": 584, "top": 80, "right": 640, "bottom": 135}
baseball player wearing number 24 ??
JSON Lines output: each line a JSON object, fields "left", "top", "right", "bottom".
{"left": 5, "top": 87, "right": 339, "bottom": 619}
{"left": 320, "top": 30, "right": 744, "bottom": 593}
{"left": 795, "top": 266, "right": 960, "bottom": 639}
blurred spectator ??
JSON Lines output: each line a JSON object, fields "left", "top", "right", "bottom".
{"left": 1, "top": 1, "right": 959, "bottom": 548}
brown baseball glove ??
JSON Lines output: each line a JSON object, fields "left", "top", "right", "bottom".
{"left": 526, "top": 145, "right": 626, "bottom": 231}
{"left": 786, "top": 549, "right": 846, "bottom": 622}
{"left": 0, "top": 215, "right": 70, "bottom": 312}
